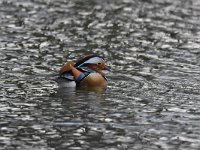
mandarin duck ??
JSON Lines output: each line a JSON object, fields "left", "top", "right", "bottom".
{"left": 59, "top": 55, "right": 110, "bottom": 88}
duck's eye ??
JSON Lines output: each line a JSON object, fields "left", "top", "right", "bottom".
{"left": 98, "top": 63, "right": 101, "bottom": 65}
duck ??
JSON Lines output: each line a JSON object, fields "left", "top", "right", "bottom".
{"left": 58, "top": 54, "right": 110, "bottom": 89}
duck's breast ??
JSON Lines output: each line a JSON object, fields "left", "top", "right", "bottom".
{"left": 80, "top": 73, "right": 107, "bottom": 87}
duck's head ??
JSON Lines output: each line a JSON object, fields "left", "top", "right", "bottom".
{"left": 75, "top": 55, "right": 110, "bottom": 75}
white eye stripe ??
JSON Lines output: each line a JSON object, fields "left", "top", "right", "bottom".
{"left": 79, "top": 57, "right": 104, "bottom": 66}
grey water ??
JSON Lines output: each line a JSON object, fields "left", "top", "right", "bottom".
{"left": 1, "top": 0, "right": 200, "bottom": 149}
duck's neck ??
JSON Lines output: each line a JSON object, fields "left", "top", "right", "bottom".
{"left": 96, "top": 70, "right": 105, "bottom": 77}
{"left": 86, "top": 64, "right": 106, "bottom": 77}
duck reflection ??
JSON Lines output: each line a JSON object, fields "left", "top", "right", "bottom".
{"left": 55, "top": 83, "right": 107, "bottom": 124}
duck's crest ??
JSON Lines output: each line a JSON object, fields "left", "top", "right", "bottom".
{"left": 74, "top": 54, "right": 102, "bottom": 67}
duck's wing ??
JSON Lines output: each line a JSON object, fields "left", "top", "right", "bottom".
{"left": 76, "top": 66, "right": 96, "bottom": 73}
{"left": 60, "top": 72, "right": 74, "bottom": 81}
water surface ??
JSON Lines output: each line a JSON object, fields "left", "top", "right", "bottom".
{"left": 1, "top": 0, "right": 200, "bottom": 149}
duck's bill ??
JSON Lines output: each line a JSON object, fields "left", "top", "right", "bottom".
{"left": 106, "top": 65, "right": 111, "bottom": 70}
{"left": 102, "top": 66, "right": 111, "bottom": 74}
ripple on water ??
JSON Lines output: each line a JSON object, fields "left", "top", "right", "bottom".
{"left": 1, "top": 0, "right": 200, "bottom": 149}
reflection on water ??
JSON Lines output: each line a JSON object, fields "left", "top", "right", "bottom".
{"left": 1, "top": 0, "right": 200, "bottom": 149}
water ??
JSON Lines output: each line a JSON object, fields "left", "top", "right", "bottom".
{"left": 1, "top": 0, "right": 200, "bottom": 149}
